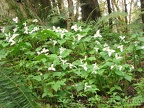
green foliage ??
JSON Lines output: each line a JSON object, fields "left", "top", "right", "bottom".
{"left": 0, "top": 68, "right": 39, "bottom": 108}
{"left": 0, "top": 17, "right": 144, "bottom": 107}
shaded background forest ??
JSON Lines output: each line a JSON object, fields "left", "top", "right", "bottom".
{"left": 0, "top": 0, "right": 144, "bottom": 31}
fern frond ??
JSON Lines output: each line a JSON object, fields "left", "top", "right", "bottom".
{"left": 0, "top": 68, "right": 39, "bottom": 108}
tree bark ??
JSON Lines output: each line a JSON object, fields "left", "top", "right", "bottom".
{"left": 140, "top": 0, "right": 144, "bottom": 31}
{"left": 141, "top": 0, "right": 144, "bottom": 24}
{"left": 80, "top": 0, "right": 101, "bottom": 23}
{"left": 106, "top": 0, "right": 112, "bottom": 27}
{"left": 74, "top": 0, "right": 80, "bottom": 21}
{"left": 124, "top": 0, "right": 128, "bottom": 24}
{"left": 67, "top": 0, "right": 74, "bottom": 29}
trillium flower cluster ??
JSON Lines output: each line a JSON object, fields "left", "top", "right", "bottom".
{"left": 5, "top": 32, "right": 19, "bottom": 46}
{"left": 52, "top": 26, "right": 68, "bottom": 38}
{"left": 58, "top": 56, "right": 77, "bottom": 69}
{"left": 110, "top": 64, "right": 134, "bottom": 71}
{"left": 48, "top": 64, "right": 56, "bottom": 71}
{"left": 23, "top": 22, "right": 39, "bottom": 34}
{"left": 92, "top": 63, "right": 99, "bottom": 74}
{"left": 37, "top": 48, "right": 49, "bottom": 55}
{"left": 103, "top": 46, "right": 115, "bottom": 57}
{"left": 71, "top": 24, "right": 82, "bottom": 32}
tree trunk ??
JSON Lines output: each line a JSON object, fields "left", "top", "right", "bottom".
{"left": 74, "top": 0, "right": 80, "bottom": 21}
{"left": 80, "top": 0, "right": 101, "bottom": 23}
{"left": 140, "top": 0, "right": 144, "bottom": 31}
{"left": 124, "top": 0, "right": 128, "bottom": 24}
{"left": 141, "top": 0, "right": 144, "bottom": 24}
{"left": 106, "top": 0, "right": 112, "bottom": 28}
{"left": 67, "top": 0, "right": 74, "bottom": 29}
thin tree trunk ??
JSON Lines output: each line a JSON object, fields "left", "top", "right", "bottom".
{"left": 129, "top": 0, "right": 133, "bottom": 24}
{"left": 140, "top": 0, "right": 144, "bottom": 24}
{"left": 106, "top": 0, "right": 112, "bottom": 28}
{"left": 141, "top": 0, "right": 144, "bottom": 31}
{"left": 124, "top": 0, "right": 128, "bottom": 24}
{"left": 67, "top": 0, "right": 74, "bottom": 29}
{"left": 74, "top": 0, "right": 80, "bottom": 21}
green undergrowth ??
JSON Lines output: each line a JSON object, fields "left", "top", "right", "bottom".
{"left": 0, "top": 17, "right": 144, "bottom": 108}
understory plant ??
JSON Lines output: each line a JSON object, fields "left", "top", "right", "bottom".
{"left": 0, "top": 17, "right": 144, "bottom": 107}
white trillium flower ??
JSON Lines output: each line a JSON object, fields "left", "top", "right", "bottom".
{"left": 10, "top": 40, "right": 16, "bottom": 46}
{"left": 13, "top": 28, "right": 18, "bottom": 33}
{"left": 117, "top": 45, "right": 123, "bottom": 52}
{"left": 104, "top": 43, "right": 108, "bottom": 47}
{"left": 13, "top": 17, "right": 18, "bottom": 23}
{"left": 61, "top": 59, "right": 67, "bottom": 65}
{"left": 108, "top": 49, "right": 115, "bottom": 57}
{"left": 53, "top": 40, "right": 57, "bottom": 45}
{"left": 79, "top": 62, "right": 87, "bottom": 71}
{"left": 84, "top": 83, "right": 91, "bottom": 90}
{"left": 115, "top": 53, "right": 122, "bottom": 59}
{"left": 77, "top": 34, "right": 84, "bottom": 41}
{"left": 71, "top": 24, "right": 82, "bottom": 31}
{"left": 66, "top": 63, "right": 77, "bottom": 69}
{"left": 119, "top": 36, "right": 125, "bottom": 40}
{"left": 59, "top": 47, "right": 66, "bottom": 54}
{"left": 5, "top": 32, "right": 11, "bottom": 41}
{"left": 130, "top": 65, "right": 134, "bottom": 71}
{"left": 48, "top": 64, "right": 56, "bottom": 71}
{"left": 41, "top": 48, "right": 49, "bottom": 53}
{"left": 33, "top": 19, "right": 38, "bottom": 23}
{"left": 141, "top": 46, "right": 144, "bottom": 49}
{"left": 9, "top": 39, "right": 15, "bottom": 46}
{"left": 95, "top": 40, "right": 100, "bottom": 44}
{"left": 71, "top": 24, "right": 77, "bottom": 31}
{"left": 103, "top": 46, "right": 110, "bottom": 51}
{"left": 11, "top": 34, "right": 19, "bottom": 40}
{"left": 134, "top": 41, "right": 138, "bottom": 46}
{"left": 23, "top": 22, "right": 27, "bottom": 26}
{"left": 103, "top": 46, "right": 115, "bottom": 57}
{"left": 1, "top": 27, "right": 5, "bottom": 33}
{"left": 24, "top": 26, "right": 29, "bottom": 34}
{"left": 110, "top": 65, "right": 115, "bottom": 70}
{"left": 37, "top": 51, "right": 41, "bottom": 55}
{"left": 93, "top": 63, "right": 99, "bottom": 70}
{"left": 33, "top": 27, "right": 39, "bottom": 31}
{"left": 94, "top": 30, "right": 102, "bottom": 38}
{"left": 94, "top": 47, "right": 99, "bottom": 52}
{"left": 118, "top": 65, "right": 123, "bottom": 71}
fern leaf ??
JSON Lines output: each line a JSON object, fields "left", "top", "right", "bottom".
{"left": 0, "top": 68, "right": 39, "bottom": 108}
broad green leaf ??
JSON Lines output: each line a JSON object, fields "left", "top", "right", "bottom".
{"left": 47, "top": 54, "right": 58, "bottom": 60}
{"left": 61, "top": 49, "right": 72, "bottom": 58}
{"left": 44, "top": 73, "right": 49, "bottom": 80}
{"left": 0, "top": 50, "right": 7, "bottom": 59}
{"left": 114, "top": 85, "right": 122, "bottom": 91}
{"left": 82, "top": 37, "right": 92, "bottom": 42}
{"left": 52, "top": 80, "right": 66, "bottom": 92}
{"left": 58, "top": 39, "right": 66, "bottom": 45}
{"left": 138, "top": 37, "right": 144, "bottom": 42}
{"left": 53, "top": 72, "right": 64, "bottom": 77}
{"left": 124, "top": 74, "right": 132, "bottom": 82}
{"left": 110, "top": 87, "right": 115, "bottom": 92}
{"left": 88, "top": 56, "right": 96, "bottom": 61}
{"left": 115, "top": 71, "right": 124, "bottom": 76}
{"left": 33, "top": 76, "right": 41, "bottom": 81}
{"left": 115, "top": 96, "right": 121, "bottom": 100}
{"left": 76, "top": 83, "right": 83, "bottom": 92}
